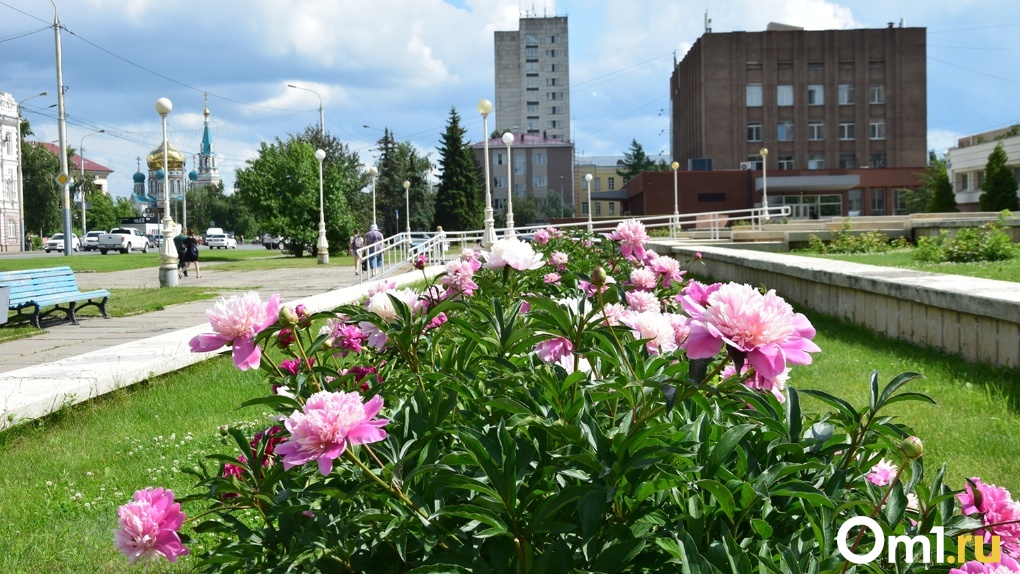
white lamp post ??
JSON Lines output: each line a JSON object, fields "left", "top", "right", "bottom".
{"left": 49, "top": 0, "right": 72, "bottom": 256}
{"left": 760, "top": 147, "right": 770, "bottom": 223}
{"left": 288, "top": 84, "right": 324, "bottom": 139}
{"left": 369, "top": 166, "right": 378, "bottom": 227}
{"left": 79, "top": 129, "right": 104, "bottom": 236}
{"left": 15, "top": 91, "right": 47, "bottom": 251}
{"left": 670, "top": 160, "right": 680, "bottom": 238}
{"left": 478, "top": 99, "right": 497, "bottom": 248}
{"left": 155, "top": 97, "right": 178, "bottom": 287}
{"left": 584, "top": 173, "right": 593, "bottom": 232}
{"left": 402, "top": 180, "right": 411, "bottom": 236}
{"left": 315, "top": 148, "right": 328, "bottom": 264}
{"left": 502, "top": 132, "right": 516, "bottom": 238}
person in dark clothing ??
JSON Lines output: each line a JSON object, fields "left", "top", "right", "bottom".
{"left": 182, "top": 229, "right": 201, "bottom": 278}
{"left": 173, "top": 230, "right": 187, "bottom": 278}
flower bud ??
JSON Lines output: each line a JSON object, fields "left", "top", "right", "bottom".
{"left": 218, "top": 424, "right": 229, "bottom": 437}
{"left": 591, "top": 266, "right": 608, "bottom": 286}
{"left": 276, "top": 328, "right": 295, "bottom": 349}
{"left": 900, "top": 436, "right": 924, "bottom": 459}
{"left": 279, "top": 306, "right": 298, "bottom": 326}
{"left": 295, "top": 304, "right": 312, "bottom": 328}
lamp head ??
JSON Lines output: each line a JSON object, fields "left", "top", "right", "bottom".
{"left": 477, "top": 99, "right": 492, "bottom": 117}
{"left": 502, "top": 132, "right": 514, "bottom": 145}
{"left": 585, "top": 173, "right": 593, "bottom": 183}
{"left": 369, "top": 166, "right": 378, "bottom": 177}
{"left": 155, "top": 97, "right": 172, "bottom": 117}
{"left": 760, "top": 147, "right": 768, "bottom": 157}
{"left": 670, "top": 161, "right": 679, "bottom": 171}
{"left": 315, "top": 149, "right": 326, "bottom": 162}
{"left": 403, "top": 180, "right": 411, "bottom": 190}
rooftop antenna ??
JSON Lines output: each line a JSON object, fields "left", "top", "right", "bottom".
{"left": 705, "top": 11, "right": 712, "bottom": 34}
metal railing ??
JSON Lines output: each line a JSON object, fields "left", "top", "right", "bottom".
{"left": 352, "top": 205, "right": 791, "bottom": 283}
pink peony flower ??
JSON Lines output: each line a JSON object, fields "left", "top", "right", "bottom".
{"left": 681, "top": 283, "right": 820, "bottom": 382}
{"left": 367, "top": 280, "right": 397, "bottom": 297}
{"left": 650, "top": 255, "right": 686, "bottom": 288}
{"left": 543, "top": 272, "right": 562, "bottom": 285}
{"left": 579, "top": 276, "right": 616, "bottom": 297}
{"left": 358, "top": 321, "right": 388, "bottom": 350}
{"left": 365, "top": 288, "right": 422, "bottom": 320}
{"left": 113, "top": 487, "right": 189, "bottom": 565}
{"left": 482, "top": 238, "right": 545, "bottom": 271}
{"left": 534, "top": 228, "right": 551, "bottom": 245}
{"left": 625, "top": 290, "right": 660, "bottom": 313}
{"left": 442, "top": 259, "right": 480, "bottom": 299}
{"left": 950, "top": 555, "right": 1020, "bottom": 574}
{"left": 664, "top": 313, "right": 691, "bottom": 348}
{"left": 605, "top": 219, "right": 650, "bottom": 261}
{"left": 535, "top": 337, "right": 574, "bottom": 364}
{"left": 276, "top": 328, "right": 295, "bottom": 349}
{"left": 276, "top": 391, "right": 389, "bottom": 476}
{"left": 721, "top": 363, "right": 791, "bottom": 402}
{"left": 425, "top": 312, "right": 448, "bottom": 331}
{"left": 330, "top": 321, "right": 367, "bottom": 355}
{"left": 414, "top": 253, "right": 428, "bottom": 270}
{"left": 222, "top": 454, "right": 248, "bottom": 478}
{"left": 600, "top": 303, "right": 630, "bottom": 326}
{"left": 622, "top": 311, "right": 678, "bottom": 355}
{"left": 548, "top": 251, "right": 569, "bottom": 270}
{"left": 958, "top": 478, "right": 1020, "bottom": 555}
{"left": 280, "top": 357, "right": 315, "bottom": 375}
{"left": 680, "top": 279, "right": 722, "bottom": 307}
{"left": 189, "top": 292, "right": 282, "bottom": 371}
{"left": 628, "top": 268, "right": 658, "bottom": 291}
{"left": 866, "top": 458, "right": 899, "bottom": 486}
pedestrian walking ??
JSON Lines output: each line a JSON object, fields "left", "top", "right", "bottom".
{"left": 182, "top": 228, "right": 201, "bottom": 278}
{"left": 173, "top": 229, "right": 187, "bottom": 278}
{"left": 349, "top": 229, "right": 365, "bottom": 275}
{"left": 365, "top": 224, "right": 384, "bottom": 277}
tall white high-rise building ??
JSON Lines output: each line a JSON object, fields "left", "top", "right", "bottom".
{"left": 494, "top": 16, "right": 570, "bottom": 141}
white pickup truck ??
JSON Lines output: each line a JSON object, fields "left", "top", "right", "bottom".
{"left": 97, "top": 227, "right": 150, "bottom": 254}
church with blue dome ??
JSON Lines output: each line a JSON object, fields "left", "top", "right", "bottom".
{"left": 130, "top": 94, "right": 221, "bottom": 218}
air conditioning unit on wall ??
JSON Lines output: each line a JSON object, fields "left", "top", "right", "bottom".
{"left": 739, "top": 161, "right": 753, "bottom": 170}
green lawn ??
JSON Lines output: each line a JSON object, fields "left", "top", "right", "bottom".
{"left": 0, "top": 249, "right": 332, "bottom": 273}
{"left": 791, "top": 248, "right": 1020, "bottom": 282}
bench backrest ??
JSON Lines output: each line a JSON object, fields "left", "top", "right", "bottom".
{"left": 0, "top": 267, "right": 81, "bottom": 305}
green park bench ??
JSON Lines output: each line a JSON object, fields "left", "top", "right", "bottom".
{"left": 0, "top": 266, "right": 110, "bottom": 328}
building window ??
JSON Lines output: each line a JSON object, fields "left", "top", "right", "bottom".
{"left": 978, "top": 171, "right": 986, "bottom": 187}
{"left": 548, "top": 106, "right": 562, "bottom": 114}
{"left": 747, "top": 122, "right": 762, "bottom": 142}
{"left": 839, "top": 122, "right": 855, "bottom": 140}
{"left": 545, "top": 49, "right": 560, "bottom": 58}
{"left": 527, "top": 103, "right": 539, "bottom": 114}
{"left": 778, "top": 156, "right": 794, "bottom": 170}
{"left": 869, "top": 120, "right": 886, "bottom": 140}
{"left": 494, "top": 176, "right": 506, "bottom": 189}
{"left": 746, "top": 84, "right": 763, "bottom": 107}
{"left": 494, "top": 152, "right": 505, "bottom": 166}
{"left": 595, "top": 202, "right": 602, "bottom": 215}
{"left": 870, "top": 188, "right": 885, "bottom": 215}
{"left": 547, "top": 120, "right": 564, "bottom": 129}
{"left": 894, "top": 189, "right": 910, "bottom": 215}
{"left": 840, "top": 154, "right": 856, "bottom": 168}
{"left": 808, "top": 155, "right": 826, "bottom": 170}
{"left": 777, "top": 121, "right": 794, "bottom": 141}
{"left": 533, "top": 175, "right": 547, "bottom": 187}
{"left": 582, "top": 202, "right": 589, "bottom": 215}
{"left": 513, "top": 153, "right": 526, "bottom": 175}
{"left": 960, "top": 173, "right": 970, "bottom": 190}
{"left": 747, "top": 156, "right": 762, "bottom": 170}
{"left": 533, "top": 152, "right": 546, "bottom": 165}
{"left": 870, "top": 84, "right": 886, "bottom": 104}
{"left": 608, "top": 177, "right": 615, "bottom": 190}
{"left": 525, "top": 47, "right": 538, "bottom": 58}
{"left": 808, "top": 122, "right": 824, "bottom": 141}
{"left": 807, "top": 84, "right": 824, "bottom": 105}
{"left": 549, "top": 34, "right": 560, "bottom": 43}
{"left": 871, "top": 153, "right": 886, "bottom": 168}
{"left": 849, "top": 188, "right": 863, "bottom": 215}
{"left": 525, "top": 34, "right": 538, "bottom": 45}
{"left": 777, "top": 85, "right": 794, "bottom": 106}
{"left": 609, "top": 202, "right": 615, "bottom": 214}
{"left": 839, "top": 84, "right": 855, "bottom": 105}
{"left": 808, "top": 62, "right": 824, "bottom": 70}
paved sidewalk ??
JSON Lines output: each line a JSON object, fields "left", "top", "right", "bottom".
{"left": 0, "top": 261, "right": 425, "bottom": 430}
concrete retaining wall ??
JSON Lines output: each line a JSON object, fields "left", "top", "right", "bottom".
{"left": 659, "top": 243, "right": 1020, "bottom": 369}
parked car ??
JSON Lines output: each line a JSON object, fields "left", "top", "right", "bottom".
{"left": 262, "top": 233, "right": 284, "bottom": 249}
{"left": 45, "top": 233, "right": 80, "bottom": 253}
{"left": 206, "top": 233, "right": 237, "bottom": 249}
{"left": 82, "top": 231, "right": 105, "bottom": 251}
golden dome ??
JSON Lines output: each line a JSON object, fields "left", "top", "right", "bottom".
{"left": 146, "top": 141, "right": 186, "bottom": 171}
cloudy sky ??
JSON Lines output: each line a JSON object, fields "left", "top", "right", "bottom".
{"left": 2, "top": 0, "right": 1017, "bottom": 198}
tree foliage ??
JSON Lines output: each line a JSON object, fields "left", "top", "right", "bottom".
{"left": 433, "top": 108, "right": 483, "bottom": 231}
{"left": 234, "top": 135, "right": 355, "bottom": 256}
{"left": 923, "top": 151, "right": 957, "bottom": 213}
{"left": 373, "top": 130, "right": 433, "bottom": 235}
{"left": 21, "top": 121, "right": 61, "bottom": 236}
{"left": 616, "top": 139, "right": 657, "bottom": 183}
{"left": 979, "top": 142, "right": 1020, "bottom": 211}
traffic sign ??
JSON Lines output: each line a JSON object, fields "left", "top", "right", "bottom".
{"left": 54, "top": 172, "right": 70, "bottom": 186}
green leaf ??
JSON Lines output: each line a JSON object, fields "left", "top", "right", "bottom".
{"left": 704, "top": 424, "right": 755, "bottom": 477}
{"left": 578, "top": 488, "right": 612, "bottom": 541}
{"left": 786, "top": 387, "right": 803, "bottom": 443}
{"left": 770, "top": 482, "right": 835, "bottom": 508}
{"left": 880, "top": 392, "right": 938, "bottom": 408}
{"left": 877, "top": 371, "right": 924, "bottom": 407}
{"left": 869, "top": 370, "right": 880, "bottom": 412}
{"left": 592, "top": 539, "right": 646, "bottom": 574}
{"left": 697, "top": 479, "right": 736, "bottom": 521}
{"left": 799, "top": 389, "right": 860, "bottom": 421}
{"left": 433, "top": 504, "right": 510, "bottom": 535}
{"left": 750, "top": 518, "right": 773, "bottom": 539}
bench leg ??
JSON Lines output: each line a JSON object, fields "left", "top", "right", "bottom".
{"left": 99, "top": 296, "right": 110, "bottom": 319}
{"left": 31, "top": 306, "right": 41, "bottom": 329}
{"left": 67, "top": 302, "right": 79, "bottom": 325}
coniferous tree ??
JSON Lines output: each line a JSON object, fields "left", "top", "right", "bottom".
{"left": 434, "top": 108, "right": 483, "bottom": 231}
{"left": 979, "top": 142, "right": 1019, "bottom": 211}
{"left": 617, "top": 139, "right": 657, "bottom": 183}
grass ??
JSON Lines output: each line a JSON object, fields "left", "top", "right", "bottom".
{"left": 791, "top": 248, "right": 1020, "bottom": 283}
{"left": 0, "top": 248, "right": 316, "bottom": 274}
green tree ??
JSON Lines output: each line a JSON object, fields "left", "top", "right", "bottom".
{"left": 923, "top": 151, "right": 958, "bottom": 213}
{"left": 433, "top": 108, "right": 483, "bottom": 231}
{"left": 293, "top": 126, "right": 369, "bottom": 242}
{"left": 20, "top": 120, "right": 61, "bottom": 236}
{"left": 979, "top": 142, "right": 1020, "bottom": 211}
{"left": 84, "top": 191, "right": 121, "bottom": 232}
{"left": 617, "top": 139, "right": 657, "bottom": 183}
{"left": 373, "top": 130, "right": 433, "bottom": 235}
{"left": 234, "top": 137, "right": 354, "bottom": 257}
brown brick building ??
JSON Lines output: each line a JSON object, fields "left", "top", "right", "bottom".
{"left": 670, "top": 23, "right": 927, "bottom": 173}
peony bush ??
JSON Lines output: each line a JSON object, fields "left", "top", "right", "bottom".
{"left": 116, "top": 221, "right": 1020, "bottom": 572}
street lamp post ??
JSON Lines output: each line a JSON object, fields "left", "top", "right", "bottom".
{"left": 402, "top": 180, "right": 411, "bottom": 236}
{"left": 584, "top": 173, "right": 593, "bottom": 232}
{"left": 369, "top": 166, "right": 378, "bottom": 227}
{"left": 760, "top": 147, "right": 770, "bottom": 223}
{"left": 478, "top": 99, "right": 497, "bottom": 248}
{"left": 49, "top": 0, "right": 72, "bottom": 256}
{"left": 287, "top": 84, "right": 324, "bottom": 139}
{"left": 502, "top": 132, "right": 516, "bottom": 238}
{"left": 670, "top": 161, "right": 680, "bottom": 238}
{"left": 79, "top": 129, "right": 105, "bottom": 236}
{"left": 15, "top": 91, "right": 47, "bottom": 251}
{"left": 155, "top": 97, "right": 178, "bottom": 287}
{"left": 315, "top": 148, "right": 328, "bottom": 264}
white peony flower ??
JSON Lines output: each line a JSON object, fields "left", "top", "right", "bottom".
{"left": 482, "top": 238, "right": 545, "bottom": 271}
